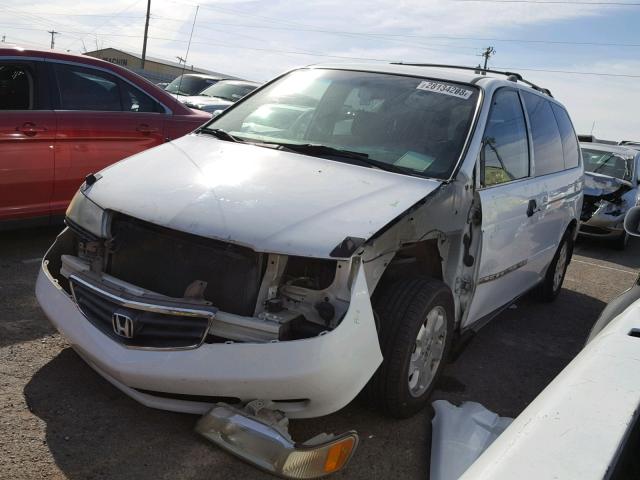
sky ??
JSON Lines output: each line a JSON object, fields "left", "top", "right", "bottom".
{"left": 1, "top": 0, "right": 638, "bottom": 140}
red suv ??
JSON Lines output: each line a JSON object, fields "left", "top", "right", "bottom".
{"left": 0, "top": 46, "right": 211, "bottom": 227}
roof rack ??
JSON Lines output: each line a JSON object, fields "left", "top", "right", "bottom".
{"left": 391, "top": 62, "right": 553, "bottom": 97}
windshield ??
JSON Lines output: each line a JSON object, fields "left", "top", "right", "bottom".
{"left": 200, "top": 82, "right": 258, "bottom": 101}
{"left": 205, "top": 69, "right": 479, "bottom": 179}
{"left": 165, "top": 75, "right": 218, "bottom": 96}
{"left": 582, "top": 148, "right": 634, "bottom": 181}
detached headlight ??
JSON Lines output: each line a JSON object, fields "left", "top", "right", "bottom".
{"left": 66, "top": 190, "right": 107, "bottom": 238}
{"left": 196, "top": 403, "right": 358, "bottom": 478}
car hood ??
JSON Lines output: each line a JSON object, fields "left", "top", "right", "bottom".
{"left": 584, "top": 171, "right": 633, "bottom": 199}
{"left": 85, "top": 135, "right": 441, "bottom": 258}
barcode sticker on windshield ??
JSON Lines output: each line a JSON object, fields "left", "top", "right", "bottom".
{"left": 416, "top": 81, "right": 473, "bottom": 100}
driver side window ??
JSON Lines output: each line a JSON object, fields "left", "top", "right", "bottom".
{"left": 481, "top": 89, "right": 530, "bottom": 187}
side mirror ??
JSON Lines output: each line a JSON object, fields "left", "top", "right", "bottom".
{"left": 624, "top": 206, "right": 640, "bottom": 237}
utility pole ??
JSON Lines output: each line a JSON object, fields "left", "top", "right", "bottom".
{"left": 481, "top": 46, "right": 495, "bottom": 70}
{"left": 141, "top": 0, "right": 151, "bottom": 69}
{"left": 47, "top": 29, "right": 60, "bottom": 49}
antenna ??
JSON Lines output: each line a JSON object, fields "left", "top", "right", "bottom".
{"left": 176, "top": 5, "right": 199, "bottom": 97}
{"left": 590, "top": 121, "right": 596, "bottom": 135}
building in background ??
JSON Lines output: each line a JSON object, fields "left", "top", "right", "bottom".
{"left": 84, "top": 48, "right": 237, "bottom": 84}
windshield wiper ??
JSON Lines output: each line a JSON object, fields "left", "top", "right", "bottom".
{"left": 269, "top": 143, "right": 418, "bottom": 176}
{"left": 275, "top": 143, "right": 369, "bottom": 160}
{"left": 592, "top": 153, "right": 615, "bottom": 174}
{"left": 199, "top": 128, "right": 243, "bottom": 143}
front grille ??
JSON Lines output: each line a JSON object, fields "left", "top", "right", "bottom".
{"left": 70, "top": 276, "right": 214, "bottom": 349}
{"left": 107, "top": 213, "right": 264, "bottom": 317}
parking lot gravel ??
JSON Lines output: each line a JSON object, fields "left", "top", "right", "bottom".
{"left": 1, "top": 226, "right": 638, "bottom": 479}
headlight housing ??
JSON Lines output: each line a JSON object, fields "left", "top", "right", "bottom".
{"left": 196, "top": 403, "right": 358, "bottom": 479}
{"left": 66, "top": 190, "right": 107, "bottom": 238}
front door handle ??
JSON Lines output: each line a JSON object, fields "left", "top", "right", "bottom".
{"left": 17, "top": 122, "right": 47, "bottom": 136}
{"left": 527, "top": 199, "right": 538, "bottom": 217}
{"left": 136, "top": 124, "right": 159, "bottom": 134}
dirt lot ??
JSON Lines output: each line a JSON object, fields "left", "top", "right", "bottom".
{"left": 1, "top": 226, "right": 638, "bottom": 479}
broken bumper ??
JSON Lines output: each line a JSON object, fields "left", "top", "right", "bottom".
{"left": 579, "top": 214, "right": 626, "bottom": 239}
{"left": 36, "top": 259, "right": 382, "bottom": 419}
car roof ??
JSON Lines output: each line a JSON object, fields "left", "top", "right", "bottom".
{"left": 580, "top": 142, "right": 640, "bottom": 157}
{"left": 1, "top": 45, "right": 123, "bottom": 68}
{"left": 0, "top": 45, "right": 199, "bottom": 115}
{"left": 306, "top": 62, "right": 554, "bottom": 98}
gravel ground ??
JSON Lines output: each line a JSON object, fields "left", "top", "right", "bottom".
{"left": 1, "top": 226, "right": 638, "bottom": 479}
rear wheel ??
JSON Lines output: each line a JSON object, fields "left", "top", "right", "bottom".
{"left": 367, "top": 277, "right": 454, "bottom": 418}
{"left": 538, "top": 233, "right": 572, "bottom": 302}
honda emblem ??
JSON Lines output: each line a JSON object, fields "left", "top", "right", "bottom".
{"left": 112, "top": 312, "right": 134, "bottom": 339}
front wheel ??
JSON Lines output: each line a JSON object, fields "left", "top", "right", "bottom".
{"left": 367, "top": 277, "right": 454, "bottom": 418}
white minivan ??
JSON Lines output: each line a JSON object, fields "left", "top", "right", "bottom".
{"left": 37, "top": 64, "right": 583, "bottom": 478}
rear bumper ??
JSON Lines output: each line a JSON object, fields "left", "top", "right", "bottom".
{"left": 36, "top": 257, "right": 382, "bottom": 419}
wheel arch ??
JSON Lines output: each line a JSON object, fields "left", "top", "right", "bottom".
{"left": 371, "top": 239, "right": 444, "bottom": 299}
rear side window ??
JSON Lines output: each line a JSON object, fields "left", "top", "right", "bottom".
{"left": 54, "top": 64, "right": 121, "bottom": 111}
{"left": 551, "top": 104, "right": 580, "bottom": 169}
{"left": 521, "top": 92, "right": 564, "bottom": 176}
{"left": 0, "top": 63, "right": 34, "bottom": 110}
{"left": 481, "top": 89, "right": 530, "bottom": 187}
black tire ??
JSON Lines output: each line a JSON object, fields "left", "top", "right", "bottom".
{"left": 366, "top": 276, "right": 454, "bottom": 418}
{"left": 538, "top": 232, "right": 573, "bottom": 302}
{"left": 612, "top": 232, "right": 628, "bottom": 251}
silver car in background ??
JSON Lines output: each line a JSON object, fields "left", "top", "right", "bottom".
{"left": 181, "top": 79, "right": 260, "bottom": 114}
{"left": 579, "top": 142, "right": 640, "bottom": 249}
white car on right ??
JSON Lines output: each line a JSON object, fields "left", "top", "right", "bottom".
{"left": 461, "top": 207, "right": 640, "bottom": 480}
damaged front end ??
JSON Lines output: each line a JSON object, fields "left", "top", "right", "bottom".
{"left": 579, "top": 172, "right": 636, "bottom": 238}
{"left": 60, "top": 193, "right": 356, "bottom": 349}
{"left": 38, "top": 190, "right": 386, "bottom": 477}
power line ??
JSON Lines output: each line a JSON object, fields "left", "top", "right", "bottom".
{"left": 2, "top": 6, "right": 639, "bottom": 49}
{"left": 148, "top": 15, "right": 640, "bottom": 49}
{"left": 454, "top": 0, "right": 640, "bottom": 4}
{"left": 63, "top": 0, "right": 144, "bottom": 50}
{"left": 495, "top": 65, "right": 640, "bottom": 77}
{"left": 5, "top": 22, "right": 640, "bottom": 78}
